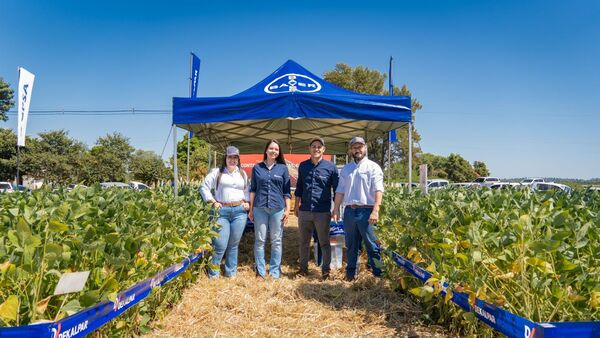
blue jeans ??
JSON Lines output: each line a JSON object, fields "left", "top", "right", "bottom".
{"left": 209, "top": 205, "right": 248, "bottom": 278}
{"left": 344, "top": 207, "right": 382, "bottom": 278}
{"left": 253, "top": 207, "right": 284, "bottom": 278}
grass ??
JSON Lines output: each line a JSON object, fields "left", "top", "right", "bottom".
{"left": 145, "top": 216, "right": 450, "bottom": 337}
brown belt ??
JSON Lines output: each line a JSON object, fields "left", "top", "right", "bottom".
{"left": 218, "top": 201, "right": 244, "bottom": 207}
{"left": 348, "top": 204, "right": 374, "bottom": 209}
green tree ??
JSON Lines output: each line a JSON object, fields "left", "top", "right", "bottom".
{"left": 445, "top": 153, "right": 476, "bottom": 182}
{"left": 0, "top": 78, "right": 14, "bottom": 122}
{"left": 473, "top": 161, "right": 490, "bottom": 177}
{"left": 82, "top": 132, "right": 134, "bottom": 183}
{"left": 0, "top": 128, "right": 17, "bottom": 180}
{"left": 22, "top": 130, "right": 87, "bottom": 185}
{"left": 323, "top": 63, "right": 422, "bottom": 179}
{"left": 130, "top": 149, "right": 169, "bottom": 185}
{"left": 421, "top": 153, "right": 449, "bottom": 179}
{"left": 177, "top": 133, "right": 210, "bottom": 182}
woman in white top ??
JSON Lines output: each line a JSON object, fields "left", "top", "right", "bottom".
{"left": 200, "top": 146, "right": 250, "bottom": 278}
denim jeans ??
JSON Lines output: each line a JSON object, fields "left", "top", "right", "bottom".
{"left": 253, "top": 207, "right": 284, "bottom": 278}
{"left": 209, "top": 205, "right": 248, "bottom": 278}
{"left": 344, "top": 207, "right": 382, "bottom": 278}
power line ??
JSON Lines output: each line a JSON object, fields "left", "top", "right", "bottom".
{"left": 5, "top": 109, "right": 595, "bottom": 117}
{"left": 6, "top": 108, "right": 170, "bottom": 116}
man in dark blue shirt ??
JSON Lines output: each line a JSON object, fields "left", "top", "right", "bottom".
{"left": 294, "top": 137, "right": 339, "bottom": 280}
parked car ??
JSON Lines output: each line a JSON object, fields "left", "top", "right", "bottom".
{"left": 531, "top": 182, "right": 572, "bottom": 193}
{"left": 490, "top": 182, "right": 522, "bottom": 190}
{"left": 472, "top": 177, "right": 500, "bottom": 187}
{"left": 129, "top": 181, "right": 150, "bottom": 190}
{"left": 67, "top": 184, "right": 88, "bottom": 191}
{"left": 587, "top": 186, "right": 600, "bottom": 192}
{"left": 427, "top": 179, "right": 449, "bottom": 190}
{"left": 520, "top": 178, "right": 545, "bottom": 186}
{"left": 0, "top": 181, "right": 14, "bottom": 193}
{"left": 451, "top": 182, "right": 480, "bottom": 188}
{"left": 100, "top": 182, "right": 131, "bottom": 189}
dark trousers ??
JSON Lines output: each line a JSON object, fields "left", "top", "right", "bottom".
{"left": 298, "top": 210, "right": 331, "bottom": 273}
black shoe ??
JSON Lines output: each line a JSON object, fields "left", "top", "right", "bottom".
{"left": 321, "top": 271, "right": 330, "bottom": 281}
{"left": 343, "top": 275, "right": 356, "bottom": 282}
{"left": 296, "top": 269, "right": 308, "bottom": 277}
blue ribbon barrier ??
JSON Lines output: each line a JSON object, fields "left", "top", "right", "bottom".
{"left": 0, "top": 252, "right": 204, "bottom": 338}
{"left": 386, "top": 250, "right": 600, "bottom": 338}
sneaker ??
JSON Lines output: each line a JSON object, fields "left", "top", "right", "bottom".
{"left": 321, "top": 271, "right": 330, "bottom": 281}
{"left": 343, "top": 275, "right": 356, "bottom": 282}
{"left": 296, "top": 269, "right": 308, "bottom": 277}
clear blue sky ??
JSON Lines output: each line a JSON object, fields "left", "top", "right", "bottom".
{"left": 1, "top": 0, "right": 599, "bottom": 179}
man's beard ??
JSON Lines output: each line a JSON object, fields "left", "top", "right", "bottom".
{"left": 352, "top": 152, "right": 365, "bottom": 161}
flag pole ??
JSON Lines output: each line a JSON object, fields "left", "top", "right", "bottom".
{"left": 388, "top": 56, "right": 393, "bottom": 182}
{"left": 173, "top": 125, "right": 178, "bottom": 196}
{"left": 16, "top": 145, "right": 20, "bottom": 186}
{"left": 186, "top": 52, "right": 193, "bottom": 183}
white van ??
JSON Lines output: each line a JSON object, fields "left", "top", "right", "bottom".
{"left": 0, "top": 181, "right": 14, "bottom": 193}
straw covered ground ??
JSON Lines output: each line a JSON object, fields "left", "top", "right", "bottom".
{"left": 147, "top": 216, "right": 449, "bottom": 337}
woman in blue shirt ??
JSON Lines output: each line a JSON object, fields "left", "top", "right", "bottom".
{"left": 249, "top": 139, "right": 291, "bottom": 279}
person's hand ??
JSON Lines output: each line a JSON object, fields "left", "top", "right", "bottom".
{"left": 332, "top": 209, "right": 340, "bottom": 223}
{"left": 242, "top": 202, "right": 250, "bottom": 211}
{"left": 213, "top": 201, "right": 222, "bottom": 209}
{"left": 248, "top": 209, "right": 254, "bottom": 222}
{"left": 282, "top": 210, "right": 289, "bottom": 224}
{"left": 368, "top": 209, "right": 379, "bottom": 225}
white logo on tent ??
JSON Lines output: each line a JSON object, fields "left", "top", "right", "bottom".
{"left": 264, "top": 73, "right": 322, "bottom": 94}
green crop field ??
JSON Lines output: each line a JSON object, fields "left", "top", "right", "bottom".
{"left": 0, "top": 186, "right": 215, "bottom": 336}
{"left": 379, "top": 188, "right": 600, "bottom": 336}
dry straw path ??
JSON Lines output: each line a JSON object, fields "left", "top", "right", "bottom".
{"left": 147, "top": 216, "right": 449, "bottom": 337}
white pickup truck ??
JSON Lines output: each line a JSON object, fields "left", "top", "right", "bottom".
{"left": 520, "top": 178, "right": 545, "bottom": 186}
{"left": 472, "top": 177, "right": 500, "bottom": 187}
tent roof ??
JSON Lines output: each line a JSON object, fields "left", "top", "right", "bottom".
{"left": 173, "top": 60, "right": 411, "bottom": 154}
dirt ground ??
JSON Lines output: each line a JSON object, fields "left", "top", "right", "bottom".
{"left": 146, "top": 216, "right": 449, "bottom": 337}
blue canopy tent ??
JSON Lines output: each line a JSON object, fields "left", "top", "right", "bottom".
{"left": 173, "top": 60, "right": 412, "bottom": 154}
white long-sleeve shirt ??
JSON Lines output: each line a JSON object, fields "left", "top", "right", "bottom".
{"left": 336, "top": 157, "right": 384, "bottom": 206}
{"left": 200, "top": 167, "right": 249, "bottom": 203}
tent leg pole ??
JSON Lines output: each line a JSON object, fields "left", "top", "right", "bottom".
{"left": 387, "top": 138, "right": 391, "bottom": 182}
{"left": 208, "top": 144, "right": 211, "bottom": 169}
{"left": 186, "top": 132, "right": 191, "bottom": 182}
{"left": 408, "top": 121, "right": 412, "bottom": 192}
{"left": 173, "top": 125, "right": 178, "bottom": 196}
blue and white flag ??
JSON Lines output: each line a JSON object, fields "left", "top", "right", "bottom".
{"left": 190, "top": 53, "right": 201, "bottom": 98}
{"left": 388, "top": 57, "right": 397, "bottom": 143}
{"left": 17, "top": 67, "right": 35, "bottom": 147}
{"left": 389, "top": 129, "right": 397, "bottom": 143}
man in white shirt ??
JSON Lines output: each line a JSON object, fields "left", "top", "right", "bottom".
{"left": 333, "top": 137, "right": 384, "bottom": 281}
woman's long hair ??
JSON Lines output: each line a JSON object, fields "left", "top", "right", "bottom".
{"left": 217, "top": 153, "right": 246, "bottom": 189}
{"left": 262, "top": 139, "right": 286, "bottom": 164}
{"left": 219, "top": 154, "right": 242, "bottom": 173}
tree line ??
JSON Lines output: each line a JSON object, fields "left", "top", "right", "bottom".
{"left": 0, "top": 128, "right": 170, "bottom": 186}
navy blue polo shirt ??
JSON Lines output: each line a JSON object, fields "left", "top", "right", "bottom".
{"left": 250, "top": 162, "right": 291, "bottom": 209}
{"left": 295, "top": 158, "right": 339, "bottom": 212}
